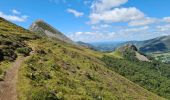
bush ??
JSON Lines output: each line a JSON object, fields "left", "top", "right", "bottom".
{"left": 28, "top": 88, "right": 58, "bottom": 100}
{"left": 36, "top": 49, "right": 46, "bottom": 55}
{"left": 0, "top": 68, "right": 3, "bottom": 75}
{"left": 0, "top": 49, "right": 4, "bottom": 61}
{"left": 0, "top": 68, "right": 5, "bottom": 81}
{"left": 16, "top": 47, "right": 32, "bottom": 56}
{"left": 2, "top": 48, "right": 17, "bottom": 61}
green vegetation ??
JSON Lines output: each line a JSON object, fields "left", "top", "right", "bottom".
{"left": 16, "top": 47, "right": 32, "bottom": 56}
{"left": 109, "top": 44, "right": 140, "bottom": 61}
{"left": 18, "top": 39, "right": 163, "bottom": 100}
{"left": 151, "top": 52, "right": 170, "bottom": 63}
{"left": 0, "top": 17, "right": 39, "bottom": 79}
{"left": 109, "top": 50, "right": 123, "bottom": 58}
{"left": 101, "top": 55, "right": 170, "bottom": 99}
{"left": 0, "top": 68, "right": 4, "bottom": 80}
{"left": 0, "top": 17, "right": 165, "bottom": 99}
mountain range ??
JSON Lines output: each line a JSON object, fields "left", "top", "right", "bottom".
{"left": 86, "top": 35, "right": 170, "bottom": 53}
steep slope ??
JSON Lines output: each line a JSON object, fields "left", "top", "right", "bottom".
{"left": 0, "top": 17, "right": 164, "bottom": 100}
{"left": 29, "top": 20, "right": 75, "bottom": 44}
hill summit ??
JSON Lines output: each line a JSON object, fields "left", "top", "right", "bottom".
{"left": 117, "top": 44, "right": 150, "bottom": 62}
{"left": 29, "top": 20, "right": 75, "bottom": 44}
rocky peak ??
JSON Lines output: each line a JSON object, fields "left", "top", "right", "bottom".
{"left": 29, "top": 20, "right": 75, "bottom": 44}
{"left": 117, "top": 44, "right": 138, "bottom": 52}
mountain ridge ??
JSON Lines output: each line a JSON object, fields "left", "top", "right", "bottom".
{"left": 29, "top": 20, "right": 75, "bottom": 44}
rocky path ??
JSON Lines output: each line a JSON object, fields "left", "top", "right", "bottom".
{"left": 0, "top": 51, "right": 33, "bottom": 100}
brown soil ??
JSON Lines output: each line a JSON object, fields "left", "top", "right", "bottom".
{"left": 0, "top": 52, "right": 33, "bottom": 100}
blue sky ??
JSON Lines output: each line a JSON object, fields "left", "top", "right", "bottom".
{"left": 0, "top": 0, "right": 170, "bottom": 42}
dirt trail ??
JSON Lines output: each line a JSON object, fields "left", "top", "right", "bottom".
{"left": 0, "top": 52, "right": 33, "bottom": 100}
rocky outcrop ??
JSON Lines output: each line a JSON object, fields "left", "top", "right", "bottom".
{"left": 117, "top": 44, "right": 150, "bottom": 62}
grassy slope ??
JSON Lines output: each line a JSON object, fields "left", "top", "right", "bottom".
{"left": 18, "top": 39, "right": 164, "bottom": 100}
{"left": 0, "top": 17, "right": 164, "bottom": 100}
{"left": 108, "top": 50, "right": 123, "bottom": 59}
{"left": 0, "top": 18, "right": 38, "bottom": 80}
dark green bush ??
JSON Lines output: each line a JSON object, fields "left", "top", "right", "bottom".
{"left": 0, "top": 68, "right": 3, "bottom": 75}
{"left": 28, "top": 88, "right": 58, "bottom": 100}
{"left": 16, "top": 47, "right": 32, "bottom": 56}
{"left": 0, "top": 68, "right": 5, "bottom": 81}
{"left": 0, "top": 49, "right": 4, "bottom": 61}
{"left": 2, "top": 48, "right": 17, "bottom": 61}
{"left": 36, "top": 49, "right": 46, "bottom": 55}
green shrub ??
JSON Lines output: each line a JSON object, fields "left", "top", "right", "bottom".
{"left": 2, "top": 48, "right": 17, "bottom": 61}
{"left": 28, "top": 88, "right": 58, "bottom": 100}
{"left": 16, "top": 47, "right": 32, "bottom": 56}
{"left": 0, "top": 68, "right": 3, "bottom": 75}
{"left": 0, "top": 49, "right": 4, "bottom": 61}
{"left": 0, "top": 68, "right": 5, "bottom": 81}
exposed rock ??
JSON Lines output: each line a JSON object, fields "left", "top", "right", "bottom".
{"left": 117, "top": 44, "right": 150, "bottom": 62}
{"left": 29, "top": 20, "right": 75, "bottom": 44}
{"left": 135, "top": 52, "right": 150, "bottom": 62}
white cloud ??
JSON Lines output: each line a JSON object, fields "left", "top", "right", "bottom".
{"left": 89, "top": 7, "right": 144, "bottom": 24}
{"left": 91, "top": 24, "right": 111, "bottom": 30}
{"left": 100, "top": 24, "right": 111, "bottom": 28}
{"left": 68, "top": 26, "right": 151, "bottom": 42}
{"left": 0, "top": 11, "right": 28, "bottom": 22}
{"left": 67, "top": 0, "right": 170, "bottom": 42}
{"left": 89, "top": 0, "right": 145, "bottom": 24}
{"left": 91, "top": 0, "right": 128, "bottom": 12}
{"left": 163, "top": 17, "right": 170, "bottom": 23}
{"left": 157, "top": 24, "right": 170, "bottom": 31}
{"left": 67, "top": 9, "right": 84, "bottom": 17}
{"left": 74, "top": 32, "right": 95, "bottom": 35}
{"left": 11, "top": 9, "right": 21, "bottom": 15}
{"left": 121, "top": 26, "right": 149, "bottom": 33}
{"left": 69, "top": 31, "right": 114, "bottom": 42}
{"left": 128, "top": 17, "right": 157, "bottom": 26}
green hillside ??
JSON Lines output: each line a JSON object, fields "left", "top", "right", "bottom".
{"left": 102, "top": 47, "right": 170, "bottom": 99}
{"left": 0, "top": 17, "right": 165, "bottom": 100}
